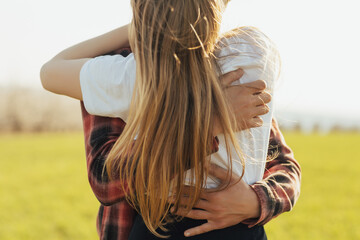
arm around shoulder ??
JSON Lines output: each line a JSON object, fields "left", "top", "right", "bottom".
{"left": 40, "top": 58, "right": 89, "bottom": 100}
{"left": 40, "top": 24, "right": 130, "bottom": 100}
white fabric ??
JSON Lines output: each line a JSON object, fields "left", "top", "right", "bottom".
{"left": 80, "top": 53, "right": 136, "bottom": 120}
{"left": 80, "top": 27, "right": 280, "bottom": 187}
{"left": 209, "top": 28, "right": 280, "bottom": 187}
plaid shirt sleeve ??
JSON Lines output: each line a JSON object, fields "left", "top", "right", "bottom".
{"left": 243, "top": 118, "right": 302, "bottom": 227}
{"left": 81, "top": 102, "right": 129, "bottom": 205}
{"left": 81, "top": 103, "right": 136, "bottom": 240}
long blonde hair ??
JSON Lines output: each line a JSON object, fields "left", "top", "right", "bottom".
{"left": 106, "top": 0, "right": 243, "bottom": 237}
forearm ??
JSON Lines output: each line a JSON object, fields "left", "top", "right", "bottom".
{"left": 41, "top": 25, "right": 130, "bottom": 100}
{"left": 52, "top": 24, "right": 130, "bottom": 61}
{"left": 244, "top": 118, "right": 301, "bottom": 227}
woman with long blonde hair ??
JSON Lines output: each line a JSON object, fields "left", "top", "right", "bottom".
{"left": 111, "top": 0, "right": 245, "bottom": 235}
{"left": 41, "top": 0, "right": 282, "bottom": 239}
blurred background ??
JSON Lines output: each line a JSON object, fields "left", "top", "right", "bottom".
{"left": 0, "top": 0, "right": 359, "bottom": 239}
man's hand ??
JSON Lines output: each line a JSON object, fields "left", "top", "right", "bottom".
{"left": 171, "top": 164, "right": 260, "bottom": 237}
{"left": 213, "top": 69, "right": 271, "bottom": 135}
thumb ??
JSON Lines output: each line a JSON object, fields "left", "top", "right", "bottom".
{"left": 220, "top": 68, "right": 244, "bottom": 87}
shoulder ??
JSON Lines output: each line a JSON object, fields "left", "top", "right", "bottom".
{"left": 83, "top": 53, "right": 135, "bottom": 72}
{"left": 80, "top": 53, "right": 136, "bottom": 118}
{"left": 216, "top": 26, "right": 279, "bottom": 61}
{"left": 81, "top": 53, "right": 136, "bottom": 85}
{"left": 214, "top": 27, "right": 281, "bottom": 88}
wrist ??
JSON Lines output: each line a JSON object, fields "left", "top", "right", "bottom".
{"left": 244, "top": 184, "right": 261, "bottom": 219}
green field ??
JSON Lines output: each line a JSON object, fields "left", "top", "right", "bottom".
{"left": 1, "top": 132, "right": 359, "bottom": 239}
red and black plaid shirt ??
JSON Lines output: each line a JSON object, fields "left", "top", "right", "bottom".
{"left": 81, "top": 103, "right": 301, "bottom": 240}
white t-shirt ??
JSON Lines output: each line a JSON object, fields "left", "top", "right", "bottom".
{"left": 80, "top": 27, "right": 280, "bottom": 187}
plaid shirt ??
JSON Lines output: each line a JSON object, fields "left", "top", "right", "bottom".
{"left": 81, "top": 103, "right": 301, "bottom": 240}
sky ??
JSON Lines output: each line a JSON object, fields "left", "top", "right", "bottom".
{"left": 1, "top": 0, "right": 360, "bottom": 120}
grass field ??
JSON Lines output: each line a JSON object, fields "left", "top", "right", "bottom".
{"left": 0, "top": 132, "right": 359, "bottom": 239}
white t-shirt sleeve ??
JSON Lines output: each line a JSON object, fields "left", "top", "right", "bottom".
{"left": 79, "top": 53, "right": 136, "bottom": 120}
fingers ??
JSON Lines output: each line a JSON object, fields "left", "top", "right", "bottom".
{"left": 258, "top": 104, "right": 270, "bottom": 115}
{"left": 253, "top": 91, "right": 272, "bottom": 106}
{"left": 193, "top": 199, "right": 212, "bottom": 210}
{"left": 169, "top": 195, "right": 211, "bottom": 210}
{"left": 243, "top": 80, "right": 267, "bottom": 92}
{"left": 220, "top": 68, "right": 244, "bottom": 87}
{"left": 184, "top": 222, "right": 217, "bottom": 237}
{"left": 175, "top": 185, "right": 208, "bottom": 200}
{"left": 248, "top": 116, "right": 264, "bottom": 128}
{"left": 251, "top": 105, "right": 270, "bottom": 118}
{"left": 173, "top": 208, "right": 210, "bottom": 220}
{"left": 226, "top": 80, "right": 271, "bottom": 104}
